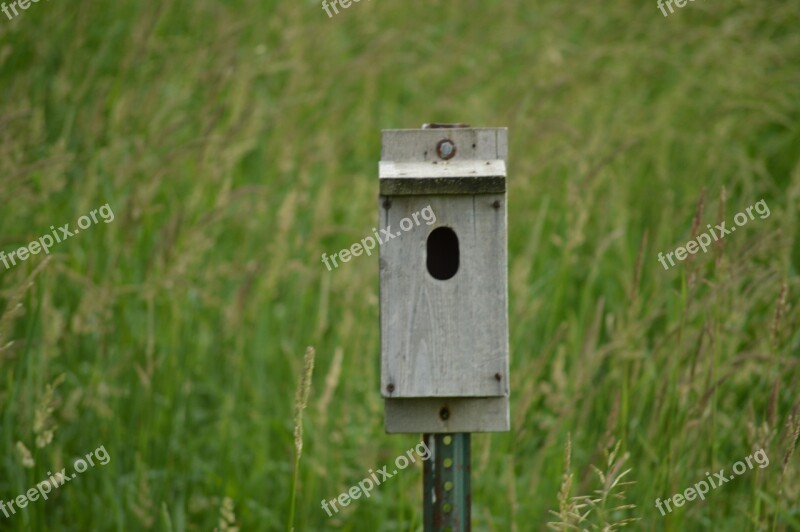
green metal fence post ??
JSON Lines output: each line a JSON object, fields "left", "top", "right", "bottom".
{"left": 423, "top": 433, "right": 471, "bottom": 531}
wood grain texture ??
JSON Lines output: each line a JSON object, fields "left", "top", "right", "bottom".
{"left": 379, "top": 194, "right": 508, "bottom": 398}
{"left": 381, "top": 128, "right": 508, "bottom": 163}
{"left": 384, "top": 397, "right": 509, "bottom": 433}
{"left": 379, "top": 127, "right": 510, "bottom": 432}
{"left": 379, "top": 160, "right": 506, "bottom": 195}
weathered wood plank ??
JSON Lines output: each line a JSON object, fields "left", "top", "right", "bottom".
{"left": 379, "top": 160, "right": 506, "bottom": 195}
{"left": 379, "top": 194, "right": 508, "bottom": 397}
{"left": 384, "top": 398, "right": 509, "bottom": 433}
{"left": 381, "top": 128, "right": 507, "bottom": 162}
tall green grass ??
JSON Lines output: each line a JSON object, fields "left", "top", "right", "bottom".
{"left": 0, "top": 0, "right": 799, "bottom": 529}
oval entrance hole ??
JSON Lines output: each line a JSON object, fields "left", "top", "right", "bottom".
{"left": 427, "top": 227, "right": 459, "bottom": 280}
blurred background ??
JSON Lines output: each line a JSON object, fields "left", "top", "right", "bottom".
{"left": 1, "top": 0, "right": 799, "bottom": 530}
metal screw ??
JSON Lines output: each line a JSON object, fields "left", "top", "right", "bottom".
{"left": 494, "top": 372, "right": 502, "bottom": 381}
{"left": 383, "top": 198, "right": 392, "bottom": 209}
{"left": 492, "top": 200, "right": 501, "bottom": 209}
{"left": 436, "top": 139, "right": 456, "bottom": 160}
{"left": 387, "top": 383, "right": 395, "bottom": 393}
{"left": 439, "top": 406, "right": 450, "bottom": 420}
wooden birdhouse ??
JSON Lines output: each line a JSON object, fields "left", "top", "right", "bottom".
{"left": 379, "top": 126, "right": 510, "bottom": 433}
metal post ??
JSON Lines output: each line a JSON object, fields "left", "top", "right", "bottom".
{"left": 423, "top": 433, "right": 471, "bottom": 531}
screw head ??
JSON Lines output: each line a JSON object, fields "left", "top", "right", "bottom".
{"left": 436, "top": 139, "right": 456, "bottom": 160}
{"left": 494, "top": 372, "right": 502, "bottom": 381}
{"left": 439, "top": 406, "right": 450, "bottom": 420}
{"left": 383, "top": 198, "right": 392, "bottom": 209}
{"left": 492, "top": 200, "right": 501, "bottom": 209}
{"left": 386, "top": 383, "right": 395, "bottom": 393}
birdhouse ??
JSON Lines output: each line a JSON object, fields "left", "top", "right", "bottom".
{"left": 379, "top": 126, "right": 510, "bottom": 433}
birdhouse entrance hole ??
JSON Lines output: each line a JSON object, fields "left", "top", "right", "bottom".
{"left": 426, "top": 226, "right": 459, "bottom": 280}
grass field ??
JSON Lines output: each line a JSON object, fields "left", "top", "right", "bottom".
{"left": 1, "top": 0, "right": 799, "bottom": 530}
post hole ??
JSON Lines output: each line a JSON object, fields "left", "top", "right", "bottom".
{"left": 427, "top": 227, "right": 459, "bottom": 280}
